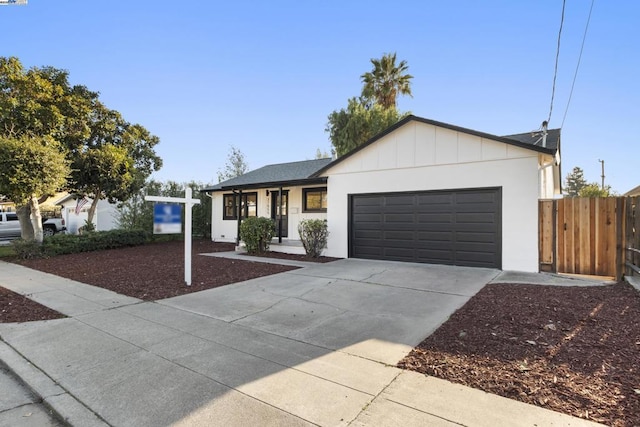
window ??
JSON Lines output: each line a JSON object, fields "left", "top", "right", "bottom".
{"left": 6, "top": 213, "right": 18, "bottom": 221}
{"left": 223, "top": 192, "right": 257, "bottom": 220}
{"left": 303, "top": 187, "right": 327, "bottom": 212}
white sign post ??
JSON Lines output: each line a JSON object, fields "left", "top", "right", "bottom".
{"left": 145, "top": 188, "right": 201, "bottom": 286}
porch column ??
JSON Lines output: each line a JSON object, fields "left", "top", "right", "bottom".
{"left": 278, "top": 186, "right": 283, "bottom": 244}
{"left": 236, "top": 190, "right": 242, "bottom": 245}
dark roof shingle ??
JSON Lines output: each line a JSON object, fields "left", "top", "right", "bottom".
{"left": 203, "top": 158, "right": 332, "bottom": 192}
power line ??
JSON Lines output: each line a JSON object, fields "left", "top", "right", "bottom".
{"left": 561, "top": 0, "right": 595, "bottom": 128}
{"left": 547, "top": 0, "right": 566, "bottom": 125}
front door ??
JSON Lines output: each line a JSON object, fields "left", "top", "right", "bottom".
{"left": 271, "top": 191, "right": 288, "bottom": 238}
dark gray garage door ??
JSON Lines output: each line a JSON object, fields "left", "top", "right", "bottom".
{"left": 350, "top": 188, "right": 501, "bottom": 268}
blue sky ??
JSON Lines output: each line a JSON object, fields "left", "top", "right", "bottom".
{"left": 2, "top": 1, "right": 638, "bottom": 193}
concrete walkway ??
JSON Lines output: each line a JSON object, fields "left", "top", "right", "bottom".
{"left": 0, "top": 258, "right": 606, "bottom": 427}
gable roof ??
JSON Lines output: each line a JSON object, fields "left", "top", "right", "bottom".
{"left": 203, "top": 158, "right": 332, "bottom": 192}
{"left": 311, "top": 115, "right": 559, "bottom": 178}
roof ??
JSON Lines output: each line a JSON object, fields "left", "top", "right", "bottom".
{"left": 311, "top": 115, "right": 559, "bottom": 178}
{"left": 203, "top": 158, "right": 332, "bottom": 192}
{"left": 624, "top": 184, "right": 640, "bottom": 197}
{"left": 502, "top": 128, "right": 560, "bottom": 151}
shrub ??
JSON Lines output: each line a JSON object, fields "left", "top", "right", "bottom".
{"left": 42, "top": 229, "right": 149, "bottom": 256}
{"left": 298, "top": 219, "right": 328, "bottom": 258}
{"left": 11, "top": 239, "right": 45, "bottom": 259}
{"left": 240, "top": 217, "right": 275, "bottom": 254}
{"left": 79, "top": 220, "right": 96, "bottom": 234}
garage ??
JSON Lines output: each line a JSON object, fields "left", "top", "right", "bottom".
{"left": 349, "top": 188, "right": 502, "bottom": 268}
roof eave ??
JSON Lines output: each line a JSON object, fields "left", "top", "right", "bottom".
{"left": 203, "top": 177, "right": 328, "bottom": 193}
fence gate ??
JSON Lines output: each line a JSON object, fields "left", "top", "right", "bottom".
{"left": 539, "top": 197, "right": 627, "bottom": 279}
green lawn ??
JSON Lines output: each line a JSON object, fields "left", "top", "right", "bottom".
{"left": 0, "top": 245, "right": 16, "bottom": 258}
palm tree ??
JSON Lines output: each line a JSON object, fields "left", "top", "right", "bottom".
{"left": 360, "top": 52, "right": 413, "bottom": 109}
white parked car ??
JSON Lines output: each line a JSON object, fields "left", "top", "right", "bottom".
{"left": 0, "top": 212, "right": 66, "bottom": 239}
{"left": 0, "top": 212, "right": 21, "bottom": 239}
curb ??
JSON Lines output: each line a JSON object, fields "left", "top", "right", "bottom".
{"left": 0, "top": 339, "right": 108, "bottom": 427}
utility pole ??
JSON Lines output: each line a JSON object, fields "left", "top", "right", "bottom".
{"left": 598, "top": 159, "right": 605, "bottom": 189}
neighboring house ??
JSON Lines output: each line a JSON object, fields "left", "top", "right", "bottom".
{"left": 203, "top": 115, "right": 562, "bottom": 272}
{"left": 54, "top": 194, "right": 118, "bottom": 234}
{"left": 624, "top": 185, "right": 640, "bottom": 197}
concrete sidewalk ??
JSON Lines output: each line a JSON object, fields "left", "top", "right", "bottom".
{"left": 0, "top": 259, "right": 605, "bottom": 426}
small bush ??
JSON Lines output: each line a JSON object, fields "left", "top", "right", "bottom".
{"left": 43, "top": 229, "right": 149, "bottom": 256}
{"left": 79, "top": 220, "right": 96, "bottom": 234}
{"left": 240, "top": 217, "right": 275, "bottom": 254}
{"left": 11, "top": 239, "right": 45, "bottom": 259}
{"left": 298, "top": 219, "right": 328, "bottom": 258}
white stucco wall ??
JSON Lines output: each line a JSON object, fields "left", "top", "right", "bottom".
{"left": 322, "top": 121, "right": 542, "bottom": 272}
{"left": 210, "top": 186, "right": 327, "bottom": 242}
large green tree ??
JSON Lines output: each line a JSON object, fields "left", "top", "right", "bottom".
{"left": 360, "top": 52, "right": 413, "bottom": 109}
{"left": 326, "top": 97, "right": 407, "bottom": 157}
{"left": 0, "top": 136, "right": 70, "bottom": 242}
{"left": 0, "top": 56, "right": 162, "bottom": 231}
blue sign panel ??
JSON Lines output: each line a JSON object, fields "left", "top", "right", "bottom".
{"left": 153, "top": 203, "right": 182, "bottom": 234}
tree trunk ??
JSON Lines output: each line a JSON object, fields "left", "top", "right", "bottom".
{"left": 28, "top": 196, "right": 44, "bottom": 243}
{"left": 87, "top": 196, "right": 99, "bottom": 228}
{"left": 16, "top": 204, "right": 34, "bottom": 240}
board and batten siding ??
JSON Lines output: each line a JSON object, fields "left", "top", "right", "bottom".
{"left": 321, "top": 121, "right": 541, "bottom": 272}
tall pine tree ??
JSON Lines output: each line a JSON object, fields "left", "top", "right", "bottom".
{"left": 564, "top": 166, "right": 587, "bottom": 197}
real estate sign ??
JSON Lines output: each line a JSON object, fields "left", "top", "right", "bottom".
{"left": 153, "top": 203, "right": 182, "bottom": 234}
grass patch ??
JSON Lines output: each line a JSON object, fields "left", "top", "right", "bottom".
{"left": 0, "top": 245, "right": 16, "bottom": 258}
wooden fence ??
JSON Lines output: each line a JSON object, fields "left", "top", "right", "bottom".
{"left": 539, "top": 197, "right": 637, "bottom": 279}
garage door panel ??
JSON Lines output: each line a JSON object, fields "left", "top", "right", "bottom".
{"left": 350, "top": 188, "right": 501, "bottom": 268}
{"left": 385, "top": 195, "right": 416, "bottom": 206}
{"left": 353, "top": 213, "right": 382, "bottom": 223}
{"left": 384, "top": 230, "right": 415, "bottom": 240}
{"left": 455, "top": 223, "right": 497, "bottom": 232}
{"left": 417, "top": 231, "right": 453, "bottom": 241}
{"left": 354, "top": 230, "right": 382, "bottom": 239}
{"left": 456, "top": 191, "right": 497, "bottom": 203}
{"left": 417, "top": 213, "right": 453, "bottom": 222}
{"left": 456, "top": 232, "right": 496, "bottom": 243}
{"left": 384, "top": 213, "right": 414, "bottom": 223}
{"left": 416, "top": 250, "right": 454, "bottom": 264}
{"left": 455, "top": 203, "right": 498, "bottom": 213}
{"left": 456, "top": 212, "right": 496, "bottom": 223}
{"left": 417, "top": 193, "right": 453, "bottom": 204}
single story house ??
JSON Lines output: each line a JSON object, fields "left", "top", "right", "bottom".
{"left": 54, "top": 194, "right": 118, "bottom": 234}
{"left": 203, "top": 115, "right": 561, "bottom": 272}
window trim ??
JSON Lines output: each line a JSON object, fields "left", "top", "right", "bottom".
{"left": 302, "top": 187, "right": 327, "bottom": 213}
{"left": 222, "top": 192, "right": 258, "bottom": 220}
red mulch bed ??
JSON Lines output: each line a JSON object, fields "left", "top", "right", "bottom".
{"left": 0, "top": 287, "right": 66, "bottom": 323}
{"left": 398, "top": 282, "right": 640, "bottom": 427}
{"left": 11, "top": 240, "right": 299, "bottom": 301}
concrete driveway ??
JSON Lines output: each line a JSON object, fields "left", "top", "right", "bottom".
{"left": 0, "top": 258, "right": 603, "bottom": 426}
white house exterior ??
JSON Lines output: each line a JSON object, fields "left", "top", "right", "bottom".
{"left": 55, "top": 194, "right": 119, "bottom": 234}
{"left": 204, "top": 116, "right": 561, "bottom": 272}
